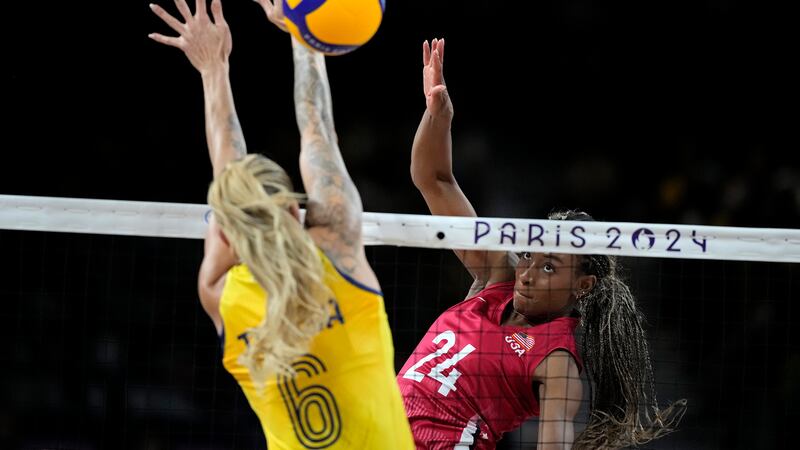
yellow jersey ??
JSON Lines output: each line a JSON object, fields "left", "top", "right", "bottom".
{"left": 219, "top": 250, "right": 414, "bottom": 449}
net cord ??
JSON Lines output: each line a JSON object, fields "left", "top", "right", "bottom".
{"left": 2, "top": 194, "right": 798, "bottom": 263}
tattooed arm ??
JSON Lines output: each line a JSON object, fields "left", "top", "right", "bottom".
{"left": 292, "top": 39, "right": 379, "bottom": 291}
{"left": 150, "top": 0, "right": 240, "bottom": 333}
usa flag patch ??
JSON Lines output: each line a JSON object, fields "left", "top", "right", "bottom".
{"left": 511, "top": 332, "right": 535, "bottom": 351}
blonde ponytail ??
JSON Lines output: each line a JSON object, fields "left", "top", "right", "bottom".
{"left": 208, "top": 154, "right": 331, "bottom": 381}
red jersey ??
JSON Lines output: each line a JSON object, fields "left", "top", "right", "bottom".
{"left": 397, "top": 281, "right": 581, "bottom": 450}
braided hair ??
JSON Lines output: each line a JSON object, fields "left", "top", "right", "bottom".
{"left": 549, "top": 210, "right": 686, "bottom": 448}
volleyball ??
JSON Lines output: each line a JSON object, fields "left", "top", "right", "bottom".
{"left": 283, "top": 0, "right": 385, "bottom": 55}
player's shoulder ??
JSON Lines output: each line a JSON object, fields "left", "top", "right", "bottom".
{"left": 469, "top": 280, "right": 515, "bottom": 303}
{"left": 533, "top": 349, "right": 580, "bottom": 381}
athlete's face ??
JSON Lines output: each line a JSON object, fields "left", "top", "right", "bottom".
{"left": 512, "top": 252, "right": 596, "bottom": 320}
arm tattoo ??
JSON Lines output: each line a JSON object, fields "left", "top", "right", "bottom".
{"left": 228, "top": 114, "right": 247, "bottom": 158}
{"left": 292, "top": 43, "right": 335, "bottom": 137}
{"left": 292, "top": 41, "right": 363, "bottom": 273}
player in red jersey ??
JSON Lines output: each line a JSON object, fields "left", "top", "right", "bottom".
{"left": 398, "top": 38, "right": 686, "bottom": 449}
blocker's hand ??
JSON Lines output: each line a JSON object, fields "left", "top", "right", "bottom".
{"left": 422, "top": 38, "right": 453, "bottom": 119}
{"left": 148, "top": 0, "right": 232, "bottom": 74}
{"left": 254, "top": 0, "right": 289, "bottom": 32}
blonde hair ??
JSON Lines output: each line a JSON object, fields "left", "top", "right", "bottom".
{"left": 208, "top": 154, "right": 331, "bottom": 381}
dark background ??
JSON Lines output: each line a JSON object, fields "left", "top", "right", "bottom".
{"left": 1, "top": 0, "right": 797, "bottom": 449}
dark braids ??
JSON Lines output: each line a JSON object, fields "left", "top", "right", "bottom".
{"left": 548, "top": 209, "right": 687, "bottom": 449}
{"left": 582, "top": 253, "right": 613, "bottom": 280}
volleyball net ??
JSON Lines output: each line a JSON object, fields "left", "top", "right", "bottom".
{"left": 2, "top": 195, "right": 797, "bottom": 262}
{"left": 1, "top": 194, "right": 798, "bottom": 449}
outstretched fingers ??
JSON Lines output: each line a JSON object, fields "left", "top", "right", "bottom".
{"left": 150, "top": 3, "right": 185, "bottom": 34}
{"left": 421, "top": 37, "right": 450, "bottom": 114}
{"left": 431, "top": 48, "right": 443, "bottom": 80}
{"left": 195, "top": 0, "right": 208, "bottom": 19}
{"left": 173, "top": 0, "right": 193, "bottom": 22}
{"left": 260, "top": 0, "right": 288, "bottom": 31}
{"left": 423, "top": 38, "right": 445, "bottom": 69}
{"left": 210, "top": 0, "right": 227, "bottom": 25}
{"left": 148, "top": 32, "right": 183, "bottom": 48}
{"left": 260, "top": 0, "right": 274, "bottom": 16}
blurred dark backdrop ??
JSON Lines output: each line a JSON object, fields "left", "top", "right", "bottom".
{"left": 1, "top": 0, "right": 797, "bottom": 449}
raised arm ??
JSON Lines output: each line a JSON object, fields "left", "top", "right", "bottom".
{"left": 291, "top": 40, "right": 379, "bottom": 290}
{"left": 411, "top": 39, "right": 513, "bottom": 292}
{"left": 149, "top": 0, "right": 245, "bottom": 177}
{"left": 150, "top": 0, "right": 240, "bottom": 333}
{"left": 253, "top": 0, "right": 379, "bottom": 290}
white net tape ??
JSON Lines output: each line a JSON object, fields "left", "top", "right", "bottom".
{"left": 1, "top": 195, "right": 798, "bottom": 263}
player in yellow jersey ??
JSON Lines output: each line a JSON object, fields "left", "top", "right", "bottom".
{"left": 149, "top": 1, "right": 414, "bottom": 448}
